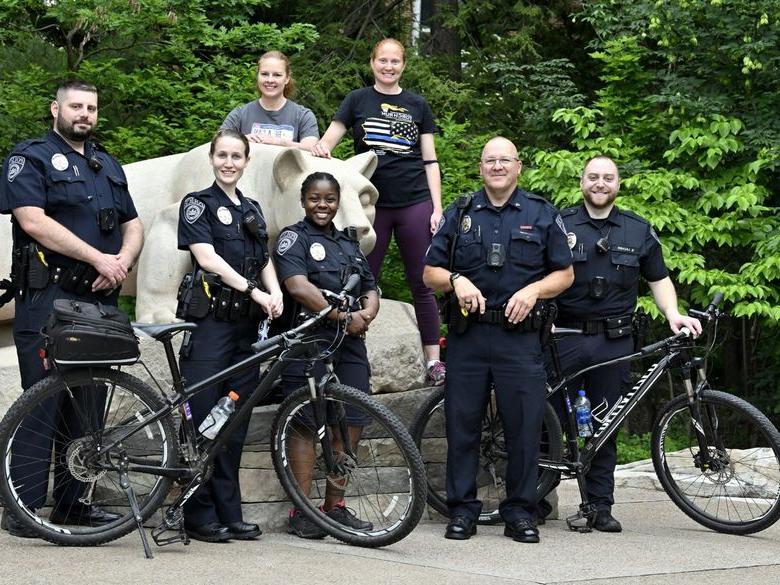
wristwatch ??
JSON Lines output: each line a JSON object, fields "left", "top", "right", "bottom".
{"left": 449, "top": 272, "right": 461, "bottom": 288}
{"left": 245, "top": 279, "right": 257, "bottom": 295}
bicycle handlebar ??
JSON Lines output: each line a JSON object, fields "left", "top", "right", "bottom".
{"left": 249, "top": 274, "right": 361, "bottom": 354}
{"left": 639, "top": 292, "right": 724, "bottom": 356}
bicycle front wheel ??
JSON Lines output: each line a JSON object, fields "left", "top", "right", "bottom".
{"left": 0, "top": 368, "right": 177, "bottom": 546}
{"left": 652, "top": 389, "right": 780, "bottom": 534}
{"left": 409, "top": 386, "right": 563, "bottom": 524}
{"left": 271, "top": 383, "right": 426, "bottom": 547}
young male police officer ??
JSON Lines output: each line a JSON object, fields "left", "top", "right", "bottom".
{"left": 551, "top": 156, "right": 701, "bottom": 531}
{"left": 424, "top": 137, "right": 574, "bottom": 543}
{"left": 0, "top": 80, "right": 143, "bottom": 537}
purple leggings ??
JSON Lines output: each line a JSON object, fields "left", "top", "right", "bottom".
{"left": 367, "top": 199, "right": 441, "bottom": 346}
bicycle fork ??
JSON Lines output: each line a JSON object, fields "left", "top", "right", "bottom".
{"left": 307, "top": 363, "right": 357, "bottom": 475}
{"left": 682, "top": 358, "right": 723, "bottom": 472}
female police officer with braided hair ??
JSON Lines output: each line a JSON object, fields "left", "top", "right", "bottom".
{"left": 273, "top": 171, "right": 380, "bottom": 539}
{"left": 176, "top": 128, "right": 283, "bottom": 542}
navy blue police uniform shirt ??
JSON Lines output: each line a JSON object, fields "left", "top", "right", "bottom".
{"left": 177, "top": 182, "right": 269, "bottom": 274}
{"left": 273, "top": 218, "right": 376, "bottom": 325}
{"left": 426, "top": 188, "right": 572, "bottom": 308}
{"left": 556, "top": 204, "right": 668, "bottom": 321}
{"left": 0, "top": 130, "right": 137, "bottom": 263}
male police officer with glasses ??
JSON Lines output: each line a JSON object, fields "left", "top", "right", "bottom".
{"left": 546, "top": 155, "right": 701, "bottom": 532}
{"left": 424, "top": 137, "right": 573, "bottom": 544}
{"left": 0, "top": 80, "right": 143, "bottom": 537}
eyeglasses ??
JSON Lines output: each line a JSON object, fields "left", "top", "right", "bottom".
{"left": 481, "top": 157, "right": 518, "bottom": 167}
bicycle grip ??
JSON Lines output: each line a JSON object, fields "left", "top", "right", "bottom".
{"left": 706, "top": 292, "right": 724, "bottom": 312}
{"left": 342, "top": 273, "right": 360, "bottom": 296}
{"left": 640, "top": 339, "right": 667, "bottom": 355}
{"left": 251, "top": 334, "right": 281, "bottom": 355}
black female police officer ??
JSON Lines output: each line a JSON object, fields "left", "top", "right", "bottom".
{"left": 423, "top": 137, "right": 573, "bottom": 543}
{"left": 273, "top": 172, "right": 380, "bottom": 539}
{"left": 176, "top": 129, "right": 283, "bottom": 542}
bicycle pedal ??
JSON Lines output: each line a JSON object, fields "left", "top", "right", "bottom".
{"left": 151, "top": 523, "right": 190, "bottom": 547}
{"left": 151, "top": 508, "right": 190, "bottom": 547}
{"left": 565, "top": 511, "right": 593, "bottom": 533}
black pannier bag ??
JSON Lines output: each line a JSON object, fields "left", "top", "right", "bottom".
{"left": 45, "top": 299, "right": 140, "bottom": 366}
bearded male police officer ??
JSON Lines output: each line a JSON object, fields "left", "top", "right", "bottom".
{"left": 549, "top": 156, "right": 701, "bottom": 532}
{"left": 424, "top": 137, "right": 574, "bottom": 543}
{"left": 0, "top": 80, "right": 143, "bottom": 537}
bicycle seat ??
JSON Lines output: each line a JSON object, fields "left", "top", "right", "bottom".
{"left": 132, "top": 322, "right": 197, "bottom": 340}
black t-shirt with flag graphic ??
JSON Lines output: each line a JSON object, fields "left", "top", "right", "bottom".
{"left": 334, "top": 87, "right": 436, "bottom": 208}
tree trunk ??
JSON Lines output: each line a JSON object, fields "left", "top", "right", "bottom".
{"left": 428, "top": 0, "right": 461, "bottom": 80}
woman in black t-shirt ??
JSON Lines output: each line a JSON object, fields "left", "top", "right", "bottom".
{"left": 311, "top": 38, "right": 445, "bottom": 386}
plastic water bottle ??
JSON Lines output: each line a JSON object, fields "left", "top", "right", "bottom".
{"left": 198, "top": 391, "right": 239, "bottom": 439}
{"left": 574, "top": 389, "right": 593, "bottom": 438}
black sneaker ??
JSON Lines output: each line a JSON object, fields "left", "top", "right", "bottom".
{"left": 287, "top": 509, "right": 327, "bottom": 539}
{"left": 325, "top": 503, "right": 373, "bottom": 531}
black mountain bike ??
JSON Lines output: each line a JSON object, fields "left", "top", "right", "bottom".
{"left": 411, "top": 294, "right": 780, "bottom": 534}
{"left": 0, "top": 276, "right": 426, "bottom": 557}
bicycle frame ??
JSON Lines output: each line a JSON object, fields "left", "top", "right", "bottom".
{"left": 52, "top": 283, "right": 360, "bottom": 554}
{"left": 538, "top": 327, "right": 716, "bottom": 531}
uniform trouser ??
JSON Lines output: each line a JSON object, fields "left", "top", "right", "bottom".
{"left": 281, "top": 333, "right": 371, "bottom": 426}
{"left": 11, "top": 284, "right": 117, "bottom": 509}
{"left": 179, "top": 314, "right": 258, "bottom": 526}
{"left": 548, "top": 333, "right": 633, "bottom": 511}
{"left": 445, "top": 323, "right": 546, "bottom": 522}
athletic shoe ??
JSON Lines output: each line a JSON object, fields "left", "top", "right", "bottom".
{"left": 426, "top": 361, "right": 446, "bottom": 386}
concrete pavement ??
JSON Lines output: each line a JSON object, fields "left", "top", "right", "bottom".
{"left": 2, "top": 482, "right": 779, "bottom": 585}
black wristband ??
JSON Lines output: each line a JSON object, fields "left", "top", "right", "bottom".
{"left": 449, "top": 272, "right": 461, "bottom": 287}
{"left": 423, "top": 159, "right": 439, "bottom": 165}
{"left": 245, "top": 279, "right": 257, "bottom": 295}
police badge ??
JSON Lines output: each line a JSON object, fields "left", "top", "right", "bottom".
{"left": 461, "top": 215, "right": 472, "bottom": 233}
{"left": 310, "top": 242, "right": 326, "bottom": 261}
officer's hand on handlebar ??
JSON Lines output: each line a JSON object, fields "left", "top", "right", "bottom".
{"left": 452, "top": 276, "right": 486, "bottom": 314}
{"left": 668, "top": 312, "right": 702, "bottom": 337}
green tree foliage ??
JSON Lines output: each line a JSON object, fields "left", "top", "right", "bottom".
{"left": 0, "top": 0, "right": 318, "bottom": 161}
{"left": 520, "top": 0, "right": 780, "bottom": 412}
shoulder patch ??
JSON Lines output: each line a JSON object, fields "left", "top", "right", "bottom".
{"left": 7, "top": 156, "right": 25, "bottom": 182}
{"left": 182, "top": 196, "right": 206, "bottom": 224}
{"left": 276, "top": 230, "right": 298, "bottom": 255}
{"left": 555, "top": 214, "right": 567, "bottom": 235}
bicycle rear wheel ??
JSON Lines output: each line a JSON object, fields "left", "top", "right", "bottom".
{"left": 409, "top": 386, "right": 563, "bottom": 524}
{"left": 271, "top": 383, "right": 426, "bottom": 547}
{"left": 652, "top": 389, "right": 780, "bottom": 534}
{"left": 0, "top": 368, "right": 177, "bottom": 546}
